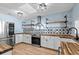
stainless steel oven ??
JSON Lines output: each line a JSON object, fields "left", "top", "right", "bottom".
{"left": 32, "top": 34, "right": 41, "bottom": 46}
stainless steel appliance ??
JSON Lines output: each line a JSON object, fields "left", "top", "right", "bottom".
{"left": 32, "top": 34, "right": 41, "bottom": 46}
{"left": 7, "top": 23, "right": 15, "bottom": 46}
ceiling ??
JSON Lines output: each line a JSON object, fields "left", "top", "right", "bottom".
{"left": 0, "top": 3, "right": 74, "bottom": 19}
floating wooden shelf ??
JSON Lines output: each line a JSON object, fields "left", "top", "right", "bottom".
{"left": 22, "top": 24, "right": 35, "bottom": 26}
{"left": 46, "top": 21, "right": 67, "bottom": 24}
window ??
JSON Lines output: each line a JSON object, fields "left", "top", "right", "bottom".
{"left": 0, "top": 21, "right": 6, "bottom": 36}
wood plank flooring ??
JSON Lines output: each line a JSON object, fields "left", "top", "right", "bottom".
{"left": 12, "top": 43, "right": 57, "bottom": 55}
{"left": 0, "top": 44, "right": 12, "bottom": 52}
{"left": 61, "top": 42, "right": 79, "bottom": 55}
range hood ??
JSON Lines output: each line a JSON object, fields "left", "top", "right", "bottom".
{"left": 32, "top": 16, "right": 45, "bottom": 37}
{"left": 34, "top": 16, "right": 45, "bottom": 29}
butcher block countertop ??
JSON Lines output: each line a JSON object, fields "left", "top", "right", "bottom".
{"left": 15, "top": 33, "right": 31, "bottom": 35}
{"left": 60, "top": 42, "right": 79, "bottom": 55}
{"left": 15, "top": 32, "right": 76, "bottom": 39}
{"left": 0, "top": 44, "right": 12, "bottom": 54}
{"left": 42, "top": 34, "right": 75, "bottom": 39}
{"left": 12, "top": 43, "right": 57, "bottom": 55}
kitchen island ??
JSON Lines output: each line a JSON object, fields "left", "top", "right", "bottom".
{"left": 41, "top": 34, "right": 76, "bottom": 50}
{"left": 60, "top": 42, "right": 79, "bottom": 55}
{"left": 0, "top": 36, "right": 14, "bottom": 55}
{"left": 0, "top": 44, "right": 12, "bottom": 54}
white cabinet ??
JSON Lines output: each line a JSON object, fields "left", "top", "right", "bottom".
{"left": 52, "top": 37, "right": 60, "bottom": 49}
{"left": 15, "top": 34, "right": 31, "bottom": 44}
{"left": 15, "top": 34, "right": 23, "bottom": 43}
{"left": 46, "top": 36, "right": 54, "bottom": 49}
{"left": 41, "top": 36, "right": 48, "bottom": 47}
{"left": 23, "top": 34, "right": 31, "bottom": 44}
{"left": 41, "top": 36, "right": 60, "bottom": 50}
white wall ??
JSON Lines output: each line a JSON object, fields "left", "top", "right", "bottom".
{"left": 42, "top": 11, "right": 72, "bottom": 28}
{"left": 0, "top": 13, "right": 23, "bottom": 33}
{"left": 71, "top": 4, "right": 79, "bottom": 34}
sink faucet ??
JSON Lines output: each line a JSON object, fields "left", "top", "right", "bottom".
{"left": 67, "top": 27, "right": 78, "bottom": 40}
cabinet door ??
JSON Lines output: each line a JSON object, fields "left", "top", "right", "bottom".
{"left": 23, "top": 34, "right": 31, "bottom": 44}
{"left": 15, "top": 34, "right": 23, "bottom": 43}
{"left": 41, "top": 36, "right": 48, "bottom": 47}
{"left": 52, "top": 37, "right": 60, "bottom": 49}
{"left": 47, "top": 36, "right": 55, "bottom": 49}
{"left": 41, "top": 36, "right": 60, "bottom": 50}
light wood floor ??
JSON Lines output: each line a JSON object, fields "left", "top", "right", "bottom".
{"left": 61, "top": 42, "right": 79, "bottom": 55}
{"left": 0, "top": 44, "right": 12, "bottom": 52}
{"left": 12, "top": 43, "right": 57, "bottom": 55}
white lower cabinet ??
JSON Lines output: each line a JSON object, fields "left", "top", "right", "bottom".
{"left": 23, "top": 34, "right": 31, "bottom": 44}
{"left": 15, "top": 34, "right": 31, "bottom": 44}
{"left": 41, "top": 36, "right": 48, "bottom": 47}
{"left": 41, "top": 36, "right": 60, "bottom": 50}
{"left": 15, "top": 34, "right": 23, "bottom": 43}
